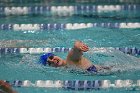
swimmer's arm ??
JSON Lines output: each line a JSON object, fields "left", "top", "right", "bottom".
{"left": 67, "top": 40, "right": 89, "bottom": 62}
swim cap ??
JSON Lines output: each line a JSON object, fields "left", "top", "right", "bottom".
{"left": 40, "top": 53, "right": 54, "bottom": 66}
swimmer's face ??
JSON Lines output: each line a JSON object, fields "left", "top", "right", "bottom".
{"left": 47, "top": 55, "right": 64, "bottom": 67}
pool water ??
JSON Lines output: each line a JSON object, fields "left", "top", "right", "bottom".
{"left": 0, "top": 1, "right": 140, "bottom": 93}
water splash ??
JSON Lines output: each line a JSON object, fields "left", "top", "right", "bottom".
{"left": 88, "top": 47, "right": 140, "bottom": 74}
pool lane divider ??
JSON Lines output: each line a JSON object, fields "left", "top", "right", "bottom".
{"left": 0, "top": 23, "right": 140, "bottom": 30}
{"left": 0, "top": 5, "right": 139, "bottom": 16}
{"left": 2, "top": 79, "right": 140, "bottom": 90}
{"left": 0, "top": 47, "right": 140, "bottom": 56}
{"left": 0, "top": 0, "right": 139, "bottom": 4}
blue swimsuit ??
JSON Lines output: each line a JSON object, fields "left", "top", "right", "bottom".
{"left": 87, "top": 65, "right": 97, "bottom": 73}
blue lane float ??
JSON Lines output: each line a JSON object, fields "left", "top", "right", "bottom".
{"left": 0, "top": 47, "right": 140, "bottom": 56}
{"left": 0, "top": 48, "right": 20, "bottom": 54}
{"left": 115, "top": 47, "right": 140, "bottom": 55}
{"left": 2, "top": 79, "right": 140, "bottom": 90}
{"left": 0, "top": 24, "right": 13, "bottom": 30}
{"left": 28, "top": 6, "right": 51, "bottom": 15}
{"left": 40, "top": 24, "right": 66, "bottom": 30}
{"left": 0, "top": 5, "right": 139, "bottom": 16}
{"left": 63, "top": 80, "right": 101, "bottom": 90}
{"left": 0, "top": 7, "right": 4, "bottom": 15}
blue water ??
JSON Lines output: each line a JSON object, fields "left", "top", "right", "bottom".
{"left": 0, "top": 2, "right": 140, "bottom": 93}
{"left": 0, "top": 27, "right": 140, "bottom": 93}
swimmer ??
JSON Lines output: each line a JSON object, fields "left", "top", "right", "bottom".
{"left": 0, "top": 80, "right": 17, "bottom": 93}
{"left": 40, "top": 40, "right": 112, "bottom": 73}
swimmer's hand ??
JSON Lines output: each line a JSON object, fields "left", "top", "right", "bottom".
{"left": 0, "top": 80, "right": 17, "bottom": 93}
{"left": 74, "top": 41, "right": 89, "bottom": 52}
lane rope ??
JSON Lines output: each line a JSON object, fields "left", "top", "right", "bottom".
{"left": 0, "top": 0, "right": 139, "bottom": 3}
{"left": 0, "top": 5, "right": 139, "bottom": 16}
{"left": 2, "top": 79, "right": 140, "bottom": 90}
{"left": 0, "top": 47, "right": 139, "bottom": 56}
{"left": 0, "top": 23, "right": 140, "bottom": 30}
